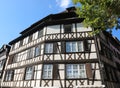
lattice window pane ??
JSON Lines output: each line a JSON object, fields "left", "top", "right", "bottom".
{"left": 25, "top": 66, "right": 34, "bottom": 80}
{"left": 45, "top": 43, "right": 53, "bottom": 53}
{"left": 66, "top": 64, "right": 86, "bottom": 79}
{"left": 43, "top": 64, "right": 53, "bottom": 79}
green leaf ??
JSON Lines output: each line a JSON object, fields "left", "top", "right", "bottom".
{"left": 73, "top": 0, "right": 120, "bottom": 34}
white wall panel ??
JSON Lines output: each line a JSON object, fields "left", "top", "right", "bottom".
{"left": 36, "top": 71, "right": 41, "bottom": 79}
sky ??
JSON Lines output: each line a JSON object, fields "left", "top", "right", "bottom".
{"left": 0, "top": 0, "right": 120, "bottom": 47}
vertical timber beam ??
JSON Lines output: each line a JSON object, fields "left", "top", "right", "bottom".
{"left": 93, "top": 30, "right": 105, "bottom": 86}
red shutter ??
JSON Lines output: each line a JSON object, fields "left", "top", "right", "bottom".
{"left": 86, "top": 63, "right": 93, "bottom": 79}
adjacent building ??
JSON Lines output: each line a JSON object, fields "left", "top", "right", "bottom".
{"left": 0, "top": 45, "right": 10, "bottom": 86}
{"left": 1, "top": 7, "right": 120, "bottom": 88}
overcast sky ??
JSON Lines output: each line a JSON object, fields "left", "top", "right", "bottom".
{"left": 0, "top": 0, "right": 119, "bottom": 47}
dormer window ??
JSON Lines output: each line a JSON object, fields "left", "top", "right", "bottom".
{"left": 64, "top": 24, "right": 72, "bottom": 33}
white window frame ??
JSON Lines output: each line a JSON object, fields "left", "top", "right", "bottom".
{"left": 38, "top": 30, "right": 43, "bottom": 38}
{"left": 43, "top": 64, "right": 53, "bottom": 79}
{"left": 25, "top": 66, "right": 34, "bottom": 80}
{"left": 66, "top": 64, "right": 86, "bottom": 79}
{"left": 27, "top": 47, "right": 35, "bottom": 59}
{"left": 32, "top": 32, "right": 38, "bottom": 40}
{"left": 45, "top": 43, "right": 53, "bottom": 53}
{"left": 28, "top": 34, "right": 33, "bottom": 43}
{"left": 64, "top": 24, "right": 73, "bottom": 33}
{"left": 66, "top": 41, "right": 84, "bottom": 52}
{"left": 0, "top": 59, "right": 5, "bottom": 70}
{"left": 14, "top": 41, "right": 20, "bottom": 49}
{"left": 23, "top": 37, "right": 29, "bottom": 45}
{"left": 35, "top": 45, "right": 41, "bottom": 56}
{"left": 5, "top": 70, "right": 14, "bottom": 81}
{"left": 12, "top": 54, "right": 18, "bottom": 63}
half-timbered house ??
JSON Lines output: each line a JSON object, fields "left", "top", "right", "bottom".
{"left": 1, "top": 7, "right": 120, "bottom": 88}
{"left": 0, "top": 45, "right": 10, "bottom": 86}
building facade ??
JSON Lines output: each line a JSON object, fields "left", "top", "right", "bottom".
{"left": 0, "top": 45, "right": 10, "bottom": 86}
{"left": 1, "top": 7, "right": 120, "bottom": 88}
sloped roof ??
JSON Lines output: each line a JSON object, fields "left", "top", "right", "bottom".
{"left": 9, "top": 7, "right": 84, "bottom": 44}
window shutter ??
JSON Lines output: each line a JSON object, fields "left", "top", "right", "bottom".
{"left": 64, "top": 24, "right": 72, "bottom": 33}
{"left": 86, "top": 63, "right": 92, "bottom": 79}
{"left": 61, "top": 42, "right": 65, "bottom": 53}
{"left": 8, "top": 55, "right": 14, "bottom": 64}
{"left": 53, "top": 43, "right": 57, "bottom": 53}
{"left": 84, "top": 40, "right": 91, "bottom": 52}
{"left": 11, "top": 70, "right": 14, "bottom": 81}
{"left": 53, "top": 64, "right": 58, "bottom": 79}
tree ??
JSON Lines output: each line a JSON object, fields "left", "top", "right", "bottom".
{"left": 73, "top": 0, "right": 120, "bottom": 35}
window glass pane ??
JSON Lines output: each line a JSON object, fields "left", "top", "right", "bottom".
{"left": 43, "top": 64, "right": 53, "bottom": 79}
{"left": 64, "top": 24, "right": 72, "bottom": 33}
{"left": 4, "top": 70, "right": 14, "bottom": 81}
{"left": 32, "top": 32, "right": 38, "bottom": 40}
{"left": 45, "top": 43, "right": 53, "bottom": 53}
{"left": 28, "top": 35, "right": 33, "bottom": 43}
{"left": 78, "top": 41, "right": 84, "bottom": 51}
{"left": 84, "top": 40, "right": 91, "bottom": 51}
{"left": 72, "top": 42, "right": 77, "bottom": 52}
{"left": 20, "top": 40, "right": 23, "bottom": 47}
{"left": 66, "top": 64, "right": 86, "bottom": 79}
{"left": 38, "top": 30, "right": 43, "bottom": 38}
{"left": 35, "top": 45, "right": 40, "bottom": 56}
{"left": 12, "top": 54, "right": 18, "bottom": 63}
{"left": 25, "top": 67, "right": 33, "bottom": 80}
{"left": 27, "top": 48, "right": 35, "bottom": 59}
{"left": 66, "top": 41, "right": 83, "bottom": 52}
{"left": 23, "top": 37, "right": 29, "bottom": 45}
{"left": 66, "top": 42, "right": 72, "bottom": 52}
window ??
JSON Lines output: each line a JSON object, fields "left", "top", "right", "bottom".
{"left": 14, "top": 41, "right": 20, "bottom": 49}
{"left": 32, "top": 32, "right": 38, "bottom": 40}
{"left": 12, "top": 54, "right": 18, "bottom": 63}
{"left": 4, "top": 70, "right": 14, "bottom": 81}
{"left": 66, "top": 41, "right": 84, "bottom": 52}
{"left": 11, "top": 44, "right": 15, "bottom": 50}
{"left": 66, "top": 64, "right": 86, "bottom": 79}
{"left": 42, "top": 64, "right": 53, "bottom": 79}
{"left": 45, "top": 43, "right": 53, "bottom": 53}
{"left": 35, "top": 45, "right": 41, "bottom": 57}
{"left": 25, "top": 66, "right": 34, "bottom": 80}
{"left": 0, "top": 59, "right": 5, "bottom": 70}
{"left": 27, "top": 48, "right": 35, "bottom": 59}
{"left": 8, "top": 55, "right": 14, "bottom": 64}
{"left": 28, "top": 34, "right": 33, "bottom": 43}
{"left": 84, "top": 40, "right": 91, "bottom": 52}
{"left": 38, "top": 30, "right": 43, "bottom": 38}
{"left": 23, "top": 37, "right": 29, "bottom": 45}
{"left": 19, "top": 40, "right": 23, "bottom": 47}
{"left": 64, "top": 24, "right": 72, "bottom": 33}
